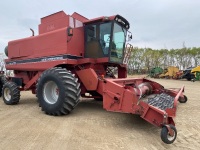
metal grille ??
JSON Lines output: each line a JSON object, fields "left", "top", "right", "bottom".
{"left": 148, "top": 93, "right": 174, "bottom": 110}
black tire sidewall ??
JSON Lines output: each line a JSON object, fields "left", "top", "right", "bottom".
{"left": 2, "top": 82, "right": 19, "bottom": 105}
{"left": 2, "top": 83, "right": 12, "bottom": 104}
{"left": 179, "top": 95, "right": 187, "bottom": 103}
{"left": 161, "top": 125, "right": 177, "bottom": 144}
{"left": 37, "top": 73, "right": 66, "bottom": 113}
{"left": 0, "top": 80, "right": 3, "bottom": 97}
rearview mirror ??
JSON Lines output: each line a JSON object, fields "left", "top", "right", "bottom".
{"left": 128, "top": 34, "right": 132, "bottom": 40}
{"left": 127, "top": 31, "right": 132, "bottom": 41}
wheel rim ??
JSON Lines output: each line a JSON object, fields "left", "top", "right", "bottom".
{"left": 167, "top": 130, "right": 176, "bottom": 141}
{"left": 4, "top": 87, "right": 11, "bottom": 101}
{"left": 43, "top": 81, "right": 59, "bottom": 104}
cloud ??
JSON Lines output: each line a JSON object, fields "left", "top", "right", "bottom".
{"left": 0, "top": 0, "right": 200, "bottom": 53}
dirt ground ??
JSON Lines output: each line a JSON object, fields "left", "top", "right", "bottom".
{"left": 0, "top": 78, "right": 199, "bottom": 150}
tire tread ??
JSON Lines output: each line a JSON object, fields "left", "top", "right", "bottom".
{"left": 36, "top": 67, "right": 80, "bottom": 116}
{"left": 2, "top": 82, "right": 20, "bottom": 105}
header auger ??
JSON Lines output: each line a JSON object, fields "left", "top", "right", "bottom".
{"left": 1, "top": 11, "right": 187, "bottom": 144}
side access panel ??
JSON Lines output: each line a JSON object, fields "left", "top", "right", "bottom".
{"left": 102, "top": 79, "right": 138, "bottom": 113}
{"left": 76, "top": 68, "right": 98, "bottom": 91}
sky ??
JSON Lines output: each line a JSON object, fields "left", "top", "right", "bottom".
{"left": 0, "top": 0, "right": 200, "bottom": 53}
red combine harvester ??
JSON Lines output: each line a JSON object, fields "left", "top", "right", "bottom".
{"left": 1, "top": 11, "right": 187, "bottom": 144}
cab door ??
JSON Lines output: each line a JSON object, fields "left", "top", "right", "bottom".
{"left": 84, "top": 22, "right": 112, "bottom": 58}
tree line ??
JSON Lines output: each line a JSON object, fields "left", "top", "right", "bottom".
{"left": 128, "top": 47, "right": 200, "bottom": 74}
{"left": 1, "top": 47, "right": 200, "bottom": 76}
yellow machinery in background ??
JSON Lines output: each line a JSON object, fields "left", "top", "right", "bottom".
{"left": 191, "top": 66, "right": 200, "bottom": 81}
{"left": 159, "top": 66, "right": 180, "bottom": 79}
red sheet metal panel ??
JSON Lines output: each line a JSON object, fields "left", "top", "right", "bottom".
{"left": 76, "top": 68, "right": 98, "bottom": 91}
{"left": 39, "top": 11, "right": 69, "bottom": 34}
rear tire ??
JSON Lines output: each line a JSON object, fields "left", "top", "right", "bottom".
{"left": 2, "top": 82, "right": 20, "bottom": 105}
{"left": 0, "top": 75, "right": 7, "bottom": 97}
{"left": 36, "top": 68, "right": 81, "bottom": 116}
{"left": 0, "top": 80, "right": 3, "bottom": 97}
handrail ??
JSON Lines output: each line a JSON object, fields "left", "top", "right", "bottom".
{"left": 123, "top": 43, "right": 133, "bottom": 64}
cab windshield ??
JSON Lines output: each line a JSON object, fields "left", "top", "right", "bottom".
{"left": 110, "top": 23, "right": 127, "bottom": 63}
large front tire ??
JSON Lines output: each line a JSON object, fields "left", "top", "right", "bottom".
{"left": 36, "top": 68, "right": 81, "bottom": 116}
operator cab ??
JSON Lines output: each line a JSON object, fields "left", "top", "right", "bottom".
{"left": 84, "top": 15, "right": 130, "bottom": 64}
